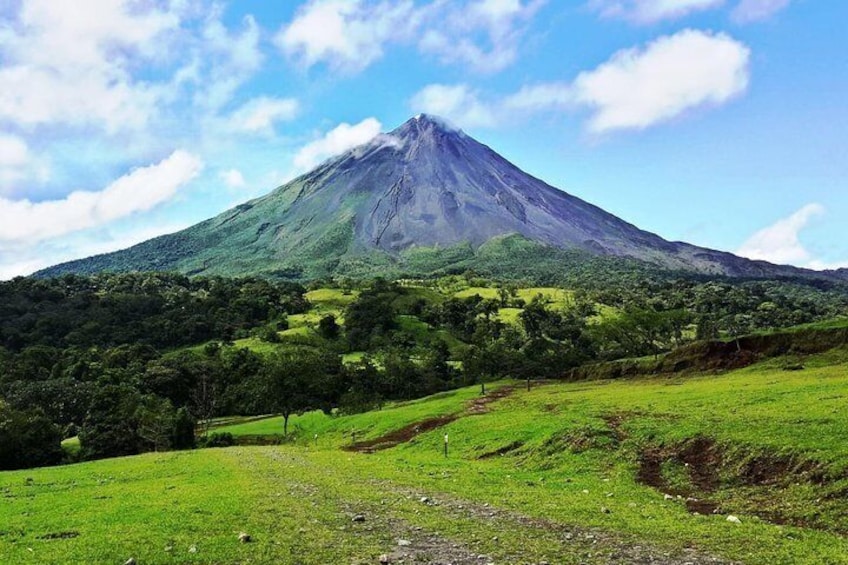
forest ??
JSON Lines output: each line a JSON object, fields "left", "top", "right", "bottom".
{"left": 1, "top": 270, "right": 846, "bottom": 470}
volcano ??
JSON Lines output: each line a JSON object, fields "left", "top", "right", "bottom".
{"left": 37, "top": 114, "right": 837, "bottom": 281}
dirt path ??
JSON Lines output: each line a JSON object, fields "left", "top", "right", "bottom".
{"left": 373, "top": 482, "right": 736, "bottom": 565}
{"left": 345, "top": 384, "right": 523, "bottom": 453}
{"left": 256, "top": 447, "right": 736, "bottom": 565}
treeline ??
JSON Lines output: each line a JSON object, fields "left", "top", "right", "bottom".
{"left": 1, "top": 272, "right": 847, "bottom": 470}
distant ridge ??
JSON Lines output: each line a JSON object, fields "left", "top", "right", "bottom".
{"left": 36, "top": 114, "right": 847, "bottom": 282}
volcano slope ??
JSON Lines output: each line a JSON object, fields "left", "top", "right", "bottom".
{"left": 3, "top": 347, "right": 848, "bottom": 564}
{"left": 37, "top": 114, "right": 841, "bottom": 283}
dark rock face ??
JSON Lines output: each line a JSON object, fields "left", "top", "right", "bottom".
{"left": 36, "top": 114, "right": 844, "bottom": 281}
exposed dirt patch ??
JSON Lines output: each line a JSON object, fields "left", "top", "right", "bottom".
{"left": 679, "top": 437, "right": 721, "bottom": 492}
{"left": 344, "top": 415, "right": 459, "bottom": 453}
{"left": 738, "top": 454, "right": 826, "bottom": 486}
{"left": 636, "top": 448, "right": 666, "bottom": 490}
{"left": 466, "top": 384, "right": 520, "bottom": 415}
{"left": 346, "top": 385, "right": 525, "bottom": 454}
{"left": 685, "top": 498, "right": 720, "bottom": 515}
{"left": 477, "top": 440, "right": 524, "bottom": 459}
{"left": 37, "top": 531, "right": 80, "bottom": 540}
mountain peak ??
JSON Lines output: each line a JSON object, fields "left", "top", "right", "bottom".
{"left": 391, "top": 113, "right": 462, "bottom": 140}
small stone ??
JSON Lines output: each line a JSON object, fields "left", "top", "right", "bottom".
{"left": 379, "top": 554, "right": 391, "bottom": 564}
{"left": 397, "top": 539, "right": 412, "bottom": 546}
{"left": 238, "top": 532, "right": 252, "bottom": 543}
{"left": 124, "top": 559, "right": 136, "bottom": 565}
{"left": 727, "top": 515, "right": 742, "bottom": 524}
{"left": 188, "top": 545, "right": 197, "bottom": 554}
{"left": 601, "top": 507, "right": 611, "bottom": 514}
{"left": 164, "top": 545, "right": 173, "bottom": 553}
{"left": 420, "top": 497, "right": 430, "bottom": 504}
{"left": 352, "top": 514, "right": 366, "bottom": 523}
{"left": 664, "top": 494, "right": 674, "bottom": 500}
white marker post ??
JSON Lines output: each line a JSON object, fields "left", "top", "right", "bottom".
{"left": 444, "top": 433, "right": 449, "bottom": 458}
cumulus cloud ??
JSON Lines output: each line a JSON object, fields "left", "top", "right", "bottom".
{"left": 0, "top": 0, "right": 181, "bottom": 133}
{"left": 276, "top": 0, "right": 419, "bottom": 73}
{"left": 419, "top": 0, "right": 545, "bottom": 73}
{"left": 192, "top": 13, "right": 265, "bottom": 113}
{"left": 413, "top": 30, "right": 750, "bottom": 133}
{"left": 590, "top": 0, "right": 724, "bottom": 24}
{"left": 0, "top": 150, "right": 203, "bottom": 243}
{"left": 276, "top": 0, "right": 543, "bottom": 74}
{"left": 731, "top": 0, "right": 790, "bottom": 23}
{"left": 573, "top": 29, "right": 750, "bottom": 133}
{"left": 228, "top": 97, "right": 300, "bottom": 134}
{"left": 410, "top": 84, "right": 496, "bottom": 128}
{"left": 736, "top": 204, "right": 825, "bottom": 265}
{"left": 0, "top": 133, "right": 50, "bottom": 192}
{"left": 293, "top": 118, "right": 383, "bottom": 170}
{"left": 219, "top": 168, "right": 247, "bottom": 189}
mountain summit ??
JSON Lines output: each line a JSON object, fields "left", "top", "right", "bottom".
{"left": 37, "top": 115, "right": 835, "bottom": 280}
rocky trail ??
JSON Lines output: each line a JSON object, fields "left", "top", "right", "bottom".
{"left": 250, "top": 447, "right": 736, "bottom": 565}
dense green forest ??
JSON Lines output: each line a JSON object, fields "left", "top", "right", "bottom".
{"left": 1, "top": 271, "right": 846, "bottom": 470}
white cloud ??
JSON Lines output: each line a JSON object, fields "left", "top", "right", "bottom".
{"left": 503, "top": 82, "right": 573, "bottom": 112}
{"left": 276, "top": 0, "right": 418, "bottom": 73}
{"left": 276, "top": 0, "right": 543, "bottom": 74}
{"left": 416, "top": 30, "right": 749, "bottom": 132}
{"left": 0, "top": 150, "right": 203, "bottom": 243}
{"left": 419, "top": 0, "right": 545, "bottom": 73}
{"left": 0, "top": 0, "right": 182, "bottom": 133}
{"left": 0, "top": 221, "right": 192, "bottom": 280}
{"left": 731, "top": 0, "right": 790, "bottom": 23}
{"left": 410, "top": 84, "right": 496, "bottom": 128}
{"left": 590, "top": 0, "right": 724, "bottom": 23}
{"left": 193, "top": 13, "right": 265, "bottom": 113}
{"left": 0, "top": 133, "right": 51, "bottom": 192}
{"left": 228, "top": 97, "right": 300, "bottom": 134}
{"left": 219, "top": 168, "right": 247, "bottom": 189}
{"left": 293, "top": 118, "right": 383, "bottom": 170}
{"left": 573, "top": 29, "right": 750, "bottom": 133}
{"left": 737, "top": 204, "right": 825, "bottom": 265}
{"left": 0, "top": 135, "right": 29, "bottom": 167}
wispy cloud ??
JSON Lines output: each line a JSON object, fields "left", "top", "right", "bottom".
{"left": 589, "top": 0, "right": 725, "bottom": 24}
{"left": 410, "top": 85, "right": 496, "bottom": 128}
{"left": 731, "top": 0, "right": 791, "bottom": 23}
{"left": 228, "top": 97, "right": 300, "bottom": 134}
{"left": 0, "top": 150, "right": 203, "bottom": 244}
{"left": 737, "top": 203, "right": 825, "bottom": 265}
{"left": 276, "top": 0, "right": 544, "bottom": 74}
{"left": 293, "top": 118, "right": 383, "bottom": 170}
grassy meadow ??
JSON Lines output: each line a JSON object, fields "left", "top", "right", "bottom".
{"left": 3, "top": 347, "right": 848, "bottom": 564}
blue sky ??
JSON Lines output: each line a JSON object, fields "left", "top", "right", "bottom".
{"left": 0, "top": 0, "right": 845, "bottom": 278}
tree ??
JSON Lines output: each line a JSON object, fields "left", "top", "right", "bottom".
{"left": 0, "top": 401, "right": 63, "bottom": 470}
{"left": 259, "top": 350, "right": 338, "bottom": 436}
{"left": 318, "top": 314, "right": 340, "bottom": 340}
{"left": 137, "top": 396, "right": 177, "bottom": 452}
{"left": 79, "top": 383, "right": 143, "bottom": 460}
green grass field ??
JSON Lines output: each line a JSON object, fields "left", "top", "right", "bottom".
{"left": 5, "top": 349, "right": 848, "bottom": 564}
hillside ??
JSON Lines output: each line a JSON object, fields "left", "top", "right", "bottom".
{"left": 4, "top": 349, "right": 848, "bottom": 564}
{"left": 36, "top": 115, "right": 844, "bottom": 283}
